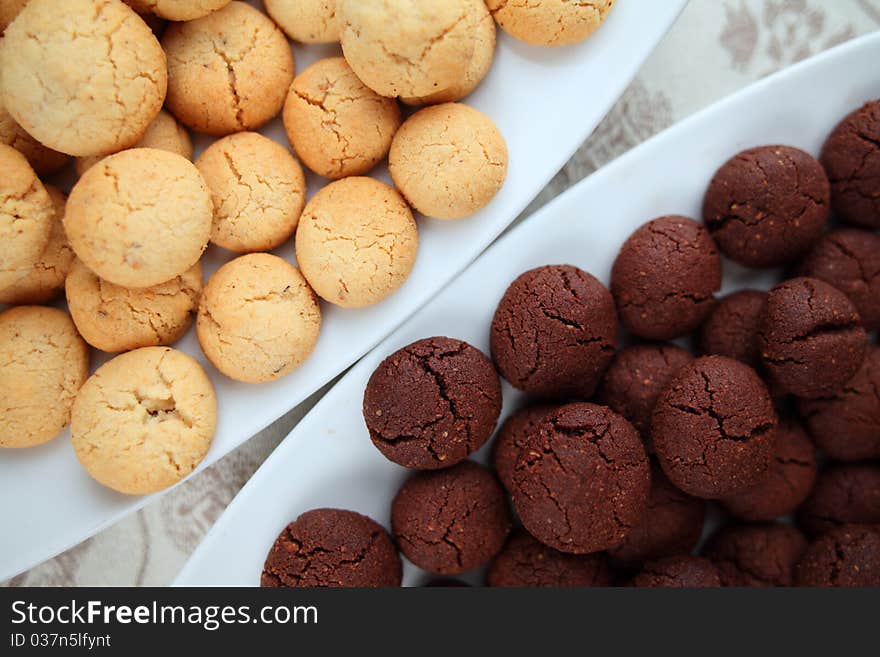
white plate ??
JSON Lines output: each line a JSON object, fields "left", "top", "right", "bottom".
{"left": 0, "top": 1, "right": 685, "bottom": 581}
{"left": 175, "top": 32, "right": 880, "bottom": 587}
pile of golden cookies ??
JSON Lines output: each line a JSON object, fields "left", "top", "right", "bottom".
{"left": 0, "top": 0, "right": 614, "bottom": 495}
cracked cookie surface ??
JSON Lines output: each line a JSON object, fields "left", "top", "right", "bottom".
{"left": 0, "top": 0, "right": 166, "bottom": 157}
{"left": 705, "top": 523, "right": 807, "bottom": 587}
{"left": 125, "top": 0, "right": 230, "bottom": 21}
{"left": 265, "top": 0, "right": 339, "bottom": 44}
{"left": 797, "top": 463, "right": 880, "bottom": 536}
{"left": 698, "top": 290, "right": 767, "bottom": 368}
{"left": 491, "top": 403, "right": 557, "bottom": 492}
{"left": 486, "top": 0, "right": 614, "bottom": 47}
{"left": 0, "top": 100, "right": 69, "bottom": 176}
{"left": 630, "top": 555, "right": 720, "bottom": 587}
{"left": 794, "top": 524, "right": 880, "bottom": 586}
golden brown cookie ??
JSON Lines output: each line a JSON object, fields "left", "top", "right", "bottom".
{"left": 0, "top": 0, "right": 167, "bottom": 157}
{"left": 0, "top": 185, "right": 74, "bottom": 306}
{"left": 265, "top": 0, "right": 339, "bottom": 43}
{"left": 282, "top": 57, "right": 401, "bottom": 179}
{"left": 0, "top": 99, "right": 69, "bottom": 176}
{"left": 66, "top": 259, "right": 202, "bottom": 353}
{"left": 338, "top": 0, "right": 477, "bottom": 98}
{"left": 486, "top": 0, "right": 614, "bottom": 47}
{"left": 295, "top": 177, "right": 418, "bottom": 307}
{"left": 195, "top": 132, "right": 306, "bottom": 253}
{"left": 124, "top": 0, "right": 231, "bottom": 21}
{"left": 197, "top": 253, "right": 321, "bottom": 383}
{"left": 163, "top": 1, "right": 295, "bottom": 136}
{"left": 389, "top": 102, "right": 507, "bottom": 219}
{"left": 0, "top": 144, "right": 54, "bottom": 291}
{"left": 71, "top": 346, "right": 217, "bottom": 495}
{"left": 0, "top": 306, "right": 89, "bottom": 448}
{"left": 65, "top": 148, "right": 213, "bottom": 289}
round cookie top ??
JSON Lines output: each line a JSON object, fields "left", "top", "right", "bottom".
{"left": 163, "top": 1, "right": 294, "bottom": 136}
{"left": 66, "top": 259, "right": 202, "bottom": 353}
{"left": 511, "top": 402, "right": 650, "bottom": 554}
{"left": 0, "top": 306, "right": 89, "bottom": 448}
{"left": 486, "top": 0, "right": 614, "bottom": 47}
{"left": 283, "top": 57, "right": 401, "bottom": 180}
{"left": 261, "top": 508, "right": 402, "bottom": 588}
{"left": 797, "top": 463, "right": 880, "bottom": 536}
{"left": 363, "top": 337, "right": 502, "bottom": 470}
{"left": 338, "top": 0, "right": 477, "bottom": 98}
{"left": 610, "top": 215, "right": 721, "bottom": 341}
{"left": 71, "top": 346, "right": 217, "bottom": 495}
{"left": 489, "top": 264, "right": 618, "bottom": 399}
{"left": 265, "top": 0, "right": 339, "bottom": 43}
{"left": 698, "top": 290, "right": 767, "bottom": 367}
{"left": 487, "top": 530, "right": 612, "bottom": 588}
{"left": 0, "top": 145, "right": 54, "bottom": 291}
{"left": 702, "top": 145, "right": 830, "bottom": 267}
{"left": 295, "top": 177, "right": 418, "bottom": 308}
{"left": 125, "top": 0, "right": 231, "bottom": 21}
{"left": 491, "top": 403, "right": 557, "bottom": 492}
{"left": 630, "top": 555, "right": 721, "bottom": 588}
{"left": 65, "top": 148, "right": 212, "bottom": 289}
{"left": 795, "top": 524, "right": 880, "bottom": 587}
{"left": 820, "top": 100, "right": 880, "bottom": 228}
{"left": 389, "top": 102, "right": 508, "bottom": 219}
{"left": 652, "top": 355, "right": 777, "bottom": 499}
{"left": 0, "top": 100, "right": 69, "bottom": 176}
{"left": 0, "top": 0, "right": 167, "bottom": 157}
{"left": 759, "top": 277, "right": 867, "bottom": 399}
{"left": 196, "top": 132, "right": 306, "bottom": 253}
{"left": 391, "top": 461, "right": 511, "bottom": 575}
{"left": 197, "top": 253, "right": 321, "bottom": 383}
{"left": 797, "top": 228, "right": 880, "bottom": 331}
{"left": 705, "top": 523, "right": 808, "bottom": 587}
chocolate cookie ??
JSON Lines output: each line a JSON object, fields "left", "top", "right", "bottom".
{"left": 261, "top": 509, "right": 402, "bottom": 587}
{"left": 486, "top": 529, "right": 613, "bottom": 588}
{"left": 610, "top": 215, "right": 721, "bottom": 340}
{"left": 608, "top": 462, "right": 706, "bottom": 569}
{"left": 721, "top": 419, "right": 817, "bottom": 522}
{"left": 630, "top": 555, "right": 721, "bottom": 588}
{"left": 797, "top": 463, "right": 880, "bottom": 536}
{"left": 820, "top": 100, "right": 880, "bottom": 228}
{"left": 490, "top": 265, "right": 617, "bottom": 399}
{"left": 702, "top": 145, "right": 829, "bottom": 267}
{"left": 759, "top": 277, "right": 866, "bottom": 399}
{"left": 698, "top": 290, "right": 767, "bottom": 367}
{"left": 391, "top": 461, "right": 510, "bottom": 574}
{"left": 796, "top": 345, "right": 880, "bottom": 461}
{"left": 704, "top": 523, "right": 808, "bottom": 587}
{"left": 490, "top": 403, "right": 557, "bottom": 492}
{"left": 363, "top": 337, "right": 502, "bottom": 470}
{"left": 795, "top": 524, "right": 880, "bottom": 587}
{"left": 598, "top": 343, "right": 694, "bottom": 448}
{"left": 510, "top": 402, "right": 650, "bottom": 554}
{"left": 652, "top": 355, "right": 777, "bottom": 499}
{"left": 797, "top": 228, "right": 880, "bottom": 331}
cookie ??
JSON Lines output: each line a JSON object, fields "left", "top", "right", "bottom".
{"left": 338, "top": 0, "right": 476, "bottom": 98}
{"left": 195, "top": 132, "right": 305, "bottom": 253}
{"left": 363, "top": 337, "right": 502, "bottom": 470}
{"left": 295, "top": 177, "right": 418, "bottom": 308}
{"left": 797, "top": 464, "right": 880, "bottom": 536}
{"left": 283, "top": 57, "right": 401, "bottom": 179}
{"left": 0, "top": 145, "right": 54, "bottom": 291}
{"left": 71, "top": 346, "right": 216, "bottom": 495}
{"left": 759, "top": 277, "right": 866, "bottom": 399}
{"left": 389, "top": 102, "right": 507, "bottom": 219}
{"left": 511, "top": 402, "right": 650, "bottom": 554}
{"left": 487, "top": 530, "right": 613, "bottom": 587}
{"left": 630, "top": 555, "right": 721, "bottom": 588}
{"left": 124, "top": 0, "right": 231, "bottom": 21}
{"left": 163, "top": 1, "right": 294, "bottom": 136}
{"left": 820, "top": 100, "right": 880, "bottom": 228}
{"left": 652, "top": 355, "right": 777, "bottom": 499}
{"left": 795, "top": 524, "right": 880, "bottom": 587}
{"left": 76, "top": 109, "right": 193, "bottom": 177}
{"left": 197, "top": 253, "right": 321, "bottom": 383}
{"left": 0, "top": 186, "right": 73, "bottom": 306}
{"left": 703, "top": 145, "right": 829, "bottom": 267}
{"left": 0, "top": 0, "right": 167, "bottom": 157}
{"left": 486, "top": 0, "right": 614, "bottom": 47}
{"left": 704, "top": 523, "right": 808, "bottom": 587}
{"left": 66, "top": 259, "right": 202, "bottom": 353}
{"left": 391, "top": 461, "right": 511, "bottom": 575}
{"left": 264, "top": 0, "right": 339, "bottom": 43}
{"left": 698, "top": 290, "right": 767, "bottom": 367}
{"left": 0, "top": 100, "right": 69, "bottom": 176}
{"left": 490, "top": 265, "right": 617, "bottom": 399}
{"left": 490, "top": 403, "right": 557, "bottom": 492}
{"left": 797, "top": 228, "right": 880, "bottom": 331}
{"left": 610, "top": 215, "right": 721, "bottom": 340}
{"left": 0, "top": 306, "right": 89, "bottom": 448}
{"left": 261, "top": 508, "right": 401, "bottom": 588}
{"left": 64, "top": 148, "right": 213, "bottom": 289}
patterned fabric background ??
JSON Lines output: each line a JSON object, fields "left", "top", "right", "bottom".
{"left": 6, "top": 0, "right": 880, "bottom": 586}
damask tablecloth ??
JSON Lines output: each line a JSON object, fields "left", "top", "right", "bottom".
{"left": 7, "top": 0, "right": 880, "bottom": 586}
